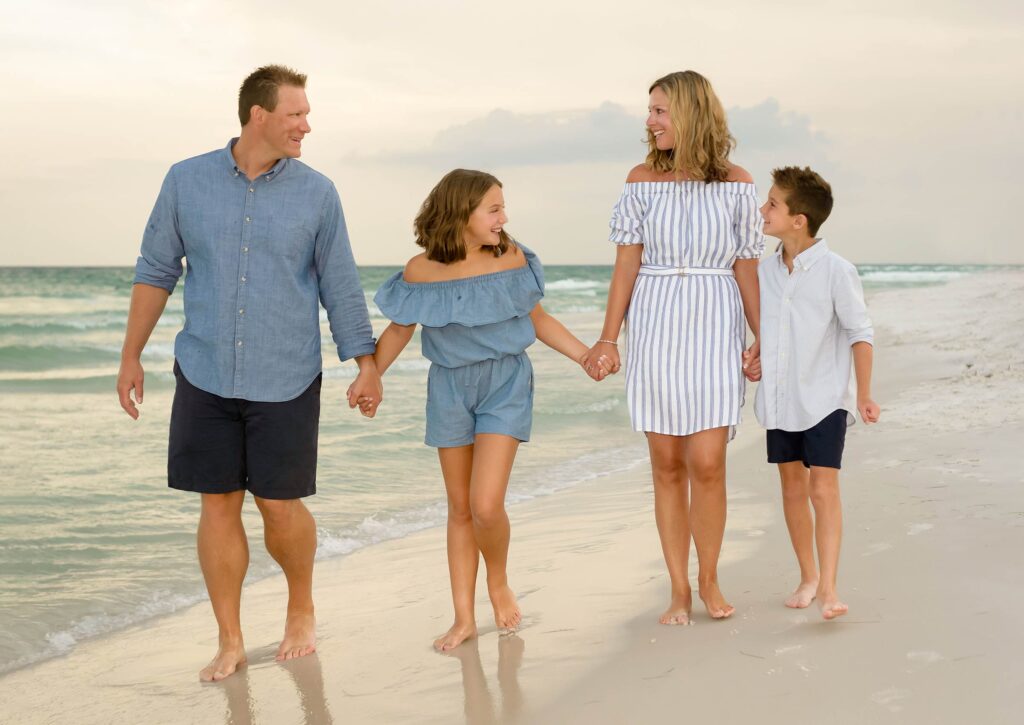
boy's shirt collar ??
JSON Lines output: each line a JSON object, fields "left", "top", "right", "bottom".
{"left": 774, "top": 238, "right": 830, "bottom": 272}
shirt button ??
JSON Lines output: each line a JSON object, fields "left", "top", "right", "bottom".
{"left": 249, "top": 187, "right": 254, "bottom": 193}
{"left": 245, "top": 216, "right": 251, "bottom": 223}
{"left": 237, "top": 340, "right": 243, "bottom": 346}
{"left": 242, "top": 247, "right": 249, "bottom": 253}
{"left": 241, "top": 276, "right": 247, "bottom": 282}
{"left": 239, "top": 309, "right": 244, "bottom": 315}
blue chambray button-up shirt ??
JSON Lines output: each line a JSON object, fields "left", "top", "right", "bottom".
{"left": 133, "top": 139, "right": 376, "bottom": 402}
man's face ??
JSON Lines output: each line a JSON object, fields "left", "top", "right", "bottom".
{"left": 259, "top": 85, "right": 311, "bottom": 158}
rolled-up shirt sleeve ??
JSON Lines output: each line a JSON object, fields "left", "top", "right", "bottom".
{"left": 314, "top": 184, "right": 376, "bottom": 362}
{"left": 133, "top": 168, "right": 184, "bottom": 293}
{"left": 834, "top": 263, "right": 873, "bottom": 346}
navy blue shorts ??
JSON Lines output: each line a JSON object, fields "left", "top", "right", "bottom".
{"left": 168, "top": 361, "right": 320, "bottom": 499}
{"left": 766, "top": 409, "right": 848, "bottom": 470}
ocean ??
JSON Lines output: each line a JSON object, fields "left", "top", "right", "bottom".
{"left": 0, "top": 263, "right": 1005, "bottom": 675}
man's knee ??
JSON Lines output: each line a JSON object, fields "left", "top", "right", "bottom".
{"left": 254, "top": 496, "right": 305, "bottom": 525}
{"left": 201, "top": 491, "right": 245, "bottom": 521}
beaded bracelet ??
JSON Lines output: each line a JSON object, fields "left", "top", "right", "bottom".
{"left": 597, "top": 339, "right": 618, "bottom": 346}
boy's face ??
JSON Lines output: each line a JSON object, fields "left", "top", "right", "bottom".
{"left": 760, "top": 185, "right": 803, "bottom": 239}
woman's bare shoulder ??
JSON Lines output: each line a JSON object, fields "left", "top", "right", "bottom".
{"left": 726, "top": 164, "right": 754, "bottom": 183}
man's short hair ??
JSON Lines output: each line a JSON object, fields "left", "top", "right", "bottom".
{"left": 771, "top": 166, "right": 834, "bottom": 237}
{"left": 238, "top": 65, "right": 307, "bottom": 126}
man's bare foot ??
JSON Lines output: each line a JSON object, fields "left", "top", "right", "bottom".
{"left": 489, "top": 583, "right": 522, "bottom": 631}
{"left": 785, "top": 580, "right": 819, "bottom": 609}
{"left": 819, "top": 593, "right": 849, "bottom": 620}
{"left": 276, "top": 610, "right": 316, "bottom": 662}
{"left": 434, "top": 620, "right": 478, "bottom": 652}
{"left": 659, "top": 589, "right": 692, "bottom": 625}
{"left": 698, "top": 581, "right": 735, "bottom": 619}
{"left": 199, "top": 640, "right": 247, "bottom": 682}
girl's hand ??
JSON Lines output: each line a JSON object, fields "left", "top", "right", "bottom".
{"left": 580, "top": 350, "right": 613, "bottom": 381}
{"left": 583, "top": 341, "right": 620, "bottom": 378}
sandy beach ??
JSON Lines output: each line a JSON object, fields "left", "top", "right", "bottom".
{"left": 2, "top": 271, "right": 1021, "bottom": 724}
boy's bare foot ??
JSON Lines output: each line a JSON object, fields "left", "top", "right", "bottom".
{"left": 819, "top": 594, "right": 849, "bottom": 620}
{"left": 698, "top": 581, "right": 735, "bottom": 619}
{"left": 785, "top": 580, "right": 819, "bottom": 609}
{"left": 276, "top": 610, "right": 316, "bottom": 662}
{"left": 434, "top": 621, "right": 479, "bottom": 652}
{"left": 489, "top": 583, "right": 522, "bottom": 631}
{"left": 659, "top": 589, "right": 692, "bottom": 625}
{"left": 199, "top": 639, "right": 247, "bottom": 682}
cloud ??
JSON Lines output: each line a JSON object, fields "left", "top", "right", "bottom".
{"left": 354, "top": 98, "right": 828, "bottom": 169}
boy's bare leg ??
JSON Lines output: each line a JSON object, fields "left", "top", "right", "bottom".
{"left": 686, "top": 427, "right": 735, "bottom": 619}
{"left": 808, "top": 466, "right": 847, "bottom": 619}
{"left": 646, "top": 432, "right": 693, "bottom": 625}
{"left": 254, "top": 497, "right": 318, "bottom": 660}
{"left": 197, "top": 490, "right": 249, "bottom": 681}
{"left": 468, "top": 434, "right": 521, "bottom": 631}
{"left": 778, "top": 462, "right": 819, "bottom": 608}
{"left": 435, "top": 444, "right": 480, "bottom": 651}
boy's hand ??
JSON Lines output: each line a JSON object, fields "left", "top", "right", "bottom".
{"left": 858, "top": 397, "right": 880, "bottom": 424}
{"left": 742, "top": 340, "right": 761, "bottom": 382}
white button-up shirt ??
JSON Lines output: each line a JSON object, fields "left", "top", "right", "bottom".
{"left": 754, "top": 239, "right": 873, "bottom": 431}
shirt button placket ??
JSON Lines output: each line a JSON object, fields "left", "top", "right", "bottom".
{"left": 235, "top": 181, "right": 256, "bottom": 396}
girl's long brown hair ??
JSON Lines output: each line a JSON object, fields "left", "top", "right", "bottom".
{"left": 414, "top": 169, "right": 511, "bottom": 263}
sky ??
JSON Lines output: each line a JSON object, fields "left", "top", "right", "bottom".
{"left": 2, "top": 0, "right": 1022, "bottom": 266}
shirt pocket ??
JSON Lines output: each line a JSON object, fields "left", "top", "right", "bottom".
{"left": 261, "top": 215, "right": 317, "bottom": 261}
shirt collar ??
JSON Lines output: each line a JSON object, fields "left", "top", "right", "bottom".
{"left": 793, "top": 239, "right": 830, "bottom": 270}
{"left": 222, "top": 138, "right": 289, "bottom": 181}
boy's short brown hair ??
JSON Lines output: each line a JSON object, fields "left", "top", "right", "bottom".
{"left": 238, "top": 65, "right": 307, "bottom": 126}
{"left": 771, "top": 166, "right": 833, "bottom": 237}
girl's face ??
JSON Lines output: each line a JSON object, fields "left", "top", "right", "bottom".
{"left": 464, "top": 184, "right": 507, "bottom": 248}
{"left": 647, "top": 86, "right": 674, "bottom": 151}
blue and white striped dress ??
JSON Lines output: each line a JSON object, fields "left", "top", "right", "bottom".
{"left": 609, "top": 181, "right": 765, "bottom": 437}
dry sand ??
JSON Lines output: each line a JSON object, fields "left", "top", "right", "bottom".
{"left": 2, "top": 271, "right": 1021, "bottom": 724}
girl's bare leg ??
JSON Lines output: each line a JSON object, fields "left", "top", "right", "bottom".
{"left": 646, "top": 432, "right": 693, "bottom": 625}
{"left": 468, "top": 433, "right": 521, "bottom": 630}
{"left": 685, "top": 427, "right": 735, "bottom": 619}
{"left": 435, "top": 444, "right": 479, "bottom": 651}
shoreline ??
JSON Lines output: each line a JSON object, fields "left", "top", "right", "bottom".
{"left": 2, "top": 271, "right": 1022, "bottom": 723}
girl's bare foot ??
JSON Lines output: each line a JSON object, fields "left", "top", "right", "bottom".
{"left": 698, "top": 581, "right": 735, "bottom": 619}
{"left": 199, "top": 639, "right": 247, "bottom": 682}
{"left": 276, "top": 610, "right": 316, "bottom": 662}
{"left": 819, "top": 593, "right": 849, "bottom": 620}
{"left": 434, "top": 621, "right": 478, "bottom": 652}
{"left": 785, "top": 580, "right": 818, "bottom": 609}
{"left": 489, "top": 584, "right": 522, "bottom": 631}
{"left": 659, "top": 589, "right": 692, "bottom": 625}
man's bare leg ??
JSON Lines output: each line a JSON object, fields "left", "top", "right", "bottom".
{"left": 646, "top": 432, "right": 693, "bottom": 625}
{"left": 435, "top": 444, "right": 480, "bottom": 651}
{"left": 468, "top": 434, "right": 521, "bottom": 631}
{"left": 686, "top": 427, "right": 735, "bottom": 619}
{"left": 809, "top": 467, "right": 847, "bottom": 619}
{"left": 197, "top": 490, "right": 249, "bottom": 682}
{"left": 779, "top": 462, "right": 819, "bottom": 608}
{"left": 254, "top": 497, "right": 318, "bottom": 660}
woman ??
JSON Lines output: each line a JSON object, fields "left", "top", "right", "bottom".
{"left": 584, "top": 71, "right": 763, "bottom": 623}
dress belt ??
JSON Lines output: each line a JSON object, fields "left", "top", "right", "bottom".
{"left": 638, "top": 265, "right": 734, "bottom": 277}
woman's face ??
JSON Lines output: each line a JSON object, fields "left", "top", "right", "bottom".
{"left": 647, "top": 86, "right": 674, "bottom": 151}
{"left": 464, "top": 184, "right": 507, "bottom": 248}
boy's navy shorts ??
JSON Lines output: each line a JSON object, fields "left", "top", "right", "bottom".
{"left": 766, "top": 409, "right": 848, "bottom": 470}
{"left": 168, "top": 361, "right": 320, "bottom": 500}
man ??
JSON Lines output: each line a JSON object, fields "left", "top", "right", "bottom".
{"left": 117, "top": 65, "right": 381, "bottom": 682}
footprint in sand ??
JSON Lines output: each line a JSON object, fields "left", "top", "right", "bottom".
{"left": 907, "top": 523, "right": 934, "bottom": 536}
{"left": 907, "top": 650, "right": 944, "bottom": 664}
{"left": 871, "top": 687, "right": 911, "bottom": 712}
{"left": 862, "top": 542, "right": 893, "bottom": 556}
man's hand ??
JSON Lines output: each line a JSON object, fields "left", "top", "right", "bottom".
{"left": 347, "top": 361, "right": 383, "bottom": 418}
{"left": 117, "top": 357, "right": 145, "bottom": 419}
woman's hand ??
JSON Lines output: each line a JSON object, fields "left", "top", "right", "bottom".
{"left": 581, "top": 340, "right": 620, "bottom": 381}
{"left": 742, "top": 339, "right": 761, "bottom": 382}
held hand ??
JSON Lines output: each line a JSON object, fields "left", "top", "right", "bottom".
{"left": 347, "top": 366, "right": 384, "bottom": 418}
{"left": 858, "top": 397, "right": 881, "bottom": 424}
{"left": 117, "top": 357, "right": 145, "bottom": 419}
{"left": 579, "top": 350, "right": 614, "bottom": 382}
{"left": 742, "top": 340, "right": 761, "bottom": 382}
{"left": 582, "top": 341, "right": 620, "bottom": 380}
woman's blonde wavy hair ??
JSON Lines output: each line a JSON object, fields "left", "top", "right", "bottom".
{"left": 646, "top": 71, "right": 736, "bottom": 182}
{"left": 414, "top": 169, "right": 512, "bottom": 264}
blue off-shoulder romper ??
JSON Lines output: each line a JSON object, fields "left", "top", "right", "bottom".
{"left": 374, "top": 244, "right": 544, "bottom": 448}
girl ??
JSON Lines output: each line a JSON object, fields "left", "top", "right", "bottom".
{"left": 583, "top": 71, "right": 764, "bottom": 624}
{"left": 368, "top": 169, "right": 609, "bottom": 651}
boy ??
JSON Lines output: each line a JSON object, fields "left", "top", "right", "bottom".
{"left": 748, "top": 166, "right": 880, "bottom": 620}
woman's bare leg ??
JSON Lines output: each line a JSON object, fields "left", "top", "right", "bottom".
{"left": 685, "top": 427, "right": 735, "bottom": 619}
{"left": 646, "top": 432, "right": 693, "bottom": 624}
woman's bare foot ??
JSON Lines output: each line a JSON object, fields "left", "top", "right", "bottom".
{"left": 276, "top": 610, "right": 316, "bottom": 662}
{"left": 489, "top": 583, "right": 522, "bottom": 631}
{"left": 785, "top": 580, "right": 819, "bottom": 609}
{"left": 434, "top": 620, "right": 478, "bottom": 652}
{"left": 819, "top": 592, "right": 849, "bottom": 620}
{"left": 199, "top": 639, "right": 247, "bottom": 682}
{"left": 659, "top": 589, "right": 692, "bottom": 625}
{"left": 698, "top": 581, "right": 735, "bottom": 619}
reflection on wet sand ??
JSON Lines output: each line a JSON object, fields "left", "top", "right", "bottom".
{"left": 217, "top": 652, "right": 333, "bottom": 725}
{"left": 447, "top": 635, "right": 525, "bottom": 724}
